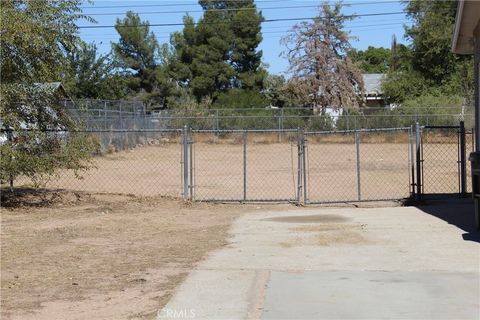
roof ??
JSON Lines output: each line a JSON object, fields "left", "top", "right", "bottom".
{"left": 362, "top": 73, "right": 385, "bottom": 96}
{"left": 452, "top": 0, "right": 480, "bottom": 54}
{"left": 31, "top": 82, "right": 71, "bottom": 101}
{"left": 32, "top": 82, "right": 65, "bottom": 94}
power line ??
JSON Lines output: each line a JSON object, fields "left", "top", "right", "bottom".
{"left": 81, "top": 17, "right": 408, "bottom": 32}
{"left": 78, "top": 11, "right": 407, "bottom": 29}
{"left": 80, "top": 0, "right": 291, "bottom": 9}
{"left": 85, "top": 2, "right": 402, "bottom": 16}
{"left": 80, "top": 19, "right": 409, "bottom": 36}
{"left": 85, "top": 5, "right": 332, "bottom": 16}
{"left": 81, "top": 0, "right": 400, "bottom": 10}
{"left": 80, "top": 22, "right": 408, "bottom": 39}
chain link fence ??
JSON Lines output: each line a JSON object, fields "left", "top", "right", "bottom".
{"left": 10, "top": 130, "right": 185, "bottom": 197}
{"left": 419, "top": 124, "right": 474, "bottom": 196}
{"left": 305, "top": 128, "right": 414, "bottom": 203}
{"left": 64, "top": 99, "right": 473, "bottom": 132}
{"left": 3, "top": 123, "right": 472, "bottom": 203}
{"left": 191, "top": 129, "right": 300, "bottom": 202}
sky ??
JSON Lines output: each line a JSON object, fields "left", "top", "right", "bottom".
{"left": 78, "top": 0, "right": 412, "bottom": 75}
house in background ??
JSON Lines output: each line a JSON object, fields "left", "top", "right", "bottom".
{"left": 362, "top": 73, "right": 389, "bottom": 112}
{"left": 34, "top": 82, "right": 69, "bottom": 98}
{"left": 320, "top": 73, "right": 389, "bottom": 121}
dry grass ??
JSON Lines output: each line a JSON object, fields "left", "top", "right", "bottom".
{"left": 1, "top": 190, "right": 255, "bottom": 320}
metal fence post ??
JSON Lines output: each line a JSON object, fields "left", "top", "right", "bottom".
{"left": 7, "top": 129, "right": 14, "bottom": 191}
{"left": 243, "top": 129, "right": 247, "bottom": 202}
{"left": 346, "top": 112, "right": 350, "bottom": 131}
{"left": 119, "top": 102, "right": 123, "bottom": 130}
{"left": 297, "top": 128, "right": 303, "bottom": 203}
{"left": 278, "top": 108, "right": 284, "bottom": 143}
{"left": 415, "top": 122, "right": 422, "bottom": 200}
{"left": 355, "top": 130, "right": 361, "bottom": 201}
{"left": 409, "top": 125, "right": 415, "bottom": 195}
{"left": 189, "top": 128, "right": 194, "bottom": 200}
{"left": 183, "top": 125, "right": 189, "bottom": 200}
{"left": 302, "top": 131, "right": 308, "bottom": 204}
{"left": 104, "top": 101, "right": 107, "bottom": 130}
{"left": 215, "top": 109, "right": 219, "bottom": 135}
{"left": 459, "top": 121, "right": 467, "bottom": 196}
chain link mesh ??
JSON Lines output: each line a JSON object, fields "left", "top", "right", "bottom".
{"left": 191, "top": 131, "right": 244, "bottom": 201}
{"left": 305, "top": 132, "right": 358, "bottom": 203}
{"left": 244, "top": 131, "right": 299, "bottom": 201}
{"left": 11, "top": 130, "right": 183, "bottom": 197}
{"left": 4, "top": 125, "right": 471, "bottom": 202}
{"left": 421, "top": 127, "right": 470, "bottom": 195}
{"left": 191, "top": 130, "right": 299, "bottom": 201}
{"left": 358, "top": 130, "right": 412, "bottom": 201}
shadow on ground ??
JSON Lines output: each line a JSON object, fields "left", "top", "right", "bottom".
{"left": 0, "top": 187, "right": 81, "bottom": 208}
{"left": 416, "top": 197, "right": 480, "bottom": 243}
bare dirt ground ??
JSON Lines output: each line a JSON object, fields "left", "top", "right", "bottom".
{"left": 1, "top": 190, "right": 276, "bottom": 320}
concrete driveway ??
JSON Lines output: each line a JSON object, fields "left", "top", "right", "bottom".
{"left": 160, "top": 200, "right": 480, "bottom": 320}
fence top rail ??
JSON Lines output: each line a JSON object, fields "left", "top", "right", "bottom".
{"left": 0, "top": 128, "right": 184, "bottom": 133}
{"left": 63, "top": 100, "right": 474, "bottom": 112}
{"left": 305, "top": 127, "right": 412, "bottom": 135}
{"left": 423, "top": 125, "right": 461, "bottom": 129}
{"left": 69, "top": 109, "right": 473, "bottom": 119}
{"left": 191, "top": 128, "right": 300, "bottom": 133}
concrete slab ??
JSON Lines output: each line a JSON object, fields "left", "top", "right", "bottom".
{"left": 160, "top": 201, "right": 480, "bottom": 320}
{"left": 263, "top": 271, "right": 479, "bottom": 319}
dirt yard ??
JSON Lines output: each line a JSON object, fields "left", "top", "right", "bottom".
{"left": 0, "top": 190, "right": 271, "bottom": 320}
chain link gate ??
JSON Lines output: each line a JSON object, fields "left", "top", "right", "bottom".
{"left": 186, "top": 129, "right": 301, "bottom": 202}
{"left": 417, "top": 122, "right": 473, "bottom": 198}
{"left": 304, "top": 127, "right": 415, "bottom": 204}
{"left": 179, "top": 127, "right": 416, "bottom": 203}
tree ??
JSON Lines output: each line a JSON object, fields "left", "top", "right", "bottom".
{"left": 63, "top": 42, "right": 131, "bottom": 100}
{"left": 382, "top": 70, "right": 432, "bottom": 103}
{"left": 281, "top": 2, "right": 364, "bottom": 113}
{"left": 404, "top": 0, "right": 459, "bottom": 85}
{"left": 262, "top": 74, "right": 304, "bottom": 108}
{"left": 263, "top": 75, "right": 287, "bottom": 107}
{"left": 113, "top": 12, "right": 160, "bottom": 95}
{"left": 404, "top": 0, "right": 473, "bottom": 102}
{"left": 226, "top": 0, "right": 266, "bottom": 90}
{"left": 171, "top": 0, "right": 265, "bottom": 102}
{"left": 348, "top": 46, "right": 391, "bottom": 74}
{"left": 382, "top": 1, "right": 473, "bottom": 104}
{"left": 0, "top": 0, "right": 97, "bottom": 186}
{"left": 386, "top": 35, "right": 413, "bottom": 72}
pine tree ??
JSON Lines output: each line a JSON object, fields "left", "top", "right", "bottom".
{"left": 63, "top": 42, "right": 130, "bottom": 100}
{"left": 113, "top": 12, "right": 159, "bottom": 94}
{"left": 171, "top": 0, "right": 265, "bottom": 101}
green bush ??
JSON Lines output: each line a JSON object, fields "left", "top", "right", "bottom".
{"left": 1, "top": 132, "right": 98, "bottom": 187}
{"left": 213, "top": 89, "right": 269, "bottom": 109}
{"left": 1, "top": 85, "right": 98, "bottom": 188}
